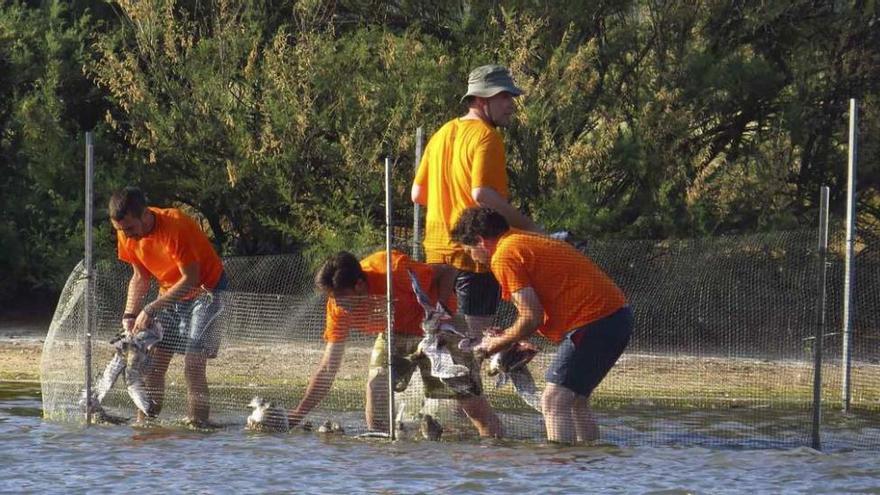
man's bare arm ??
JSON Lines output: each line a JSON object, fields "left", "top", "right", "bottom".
{"left": 133, "top": 261, "right": 199, "bottom": 331}
{"left": 478, "top": 287, "right": 543, "bottom": 356}
{"left": 123, "top": 264, "right": 152, "bottom": 330}
{"left": 289, "top": 342, "right": 345, "bottom": 425}
{"left": 411, "top": 183, "right": 427, "bottom": 205}
{"left": 472, "top": 187, "right": 543, "bottom": 233}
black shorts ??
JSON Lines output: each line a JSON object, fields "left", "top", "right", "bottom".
{"left": 545, "top": 306, "right": 633, "bottom": 397}
{"left": 454, "top": 270, "right": 500, "bottom": 317}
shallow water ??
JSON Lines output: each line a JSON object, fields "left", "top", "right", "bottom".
{"left": 2, "top": 382, "right": 880, "bottom": 494}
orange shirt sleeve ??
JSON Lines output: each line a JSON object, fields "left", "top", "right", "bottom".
{"left": 117, "top": 231, "right": 133, "bottom": 263}
{"left": 322, "top": 298, "right": 350, "bottom": 343}
{"left": 116, "top": 231, "right": 147, "bottom": 270}
{"left": 471, "top": 131, "right": 508, "bottom": 197}
{"left": 492, "top": 248, "right": 532, "bottom": 301}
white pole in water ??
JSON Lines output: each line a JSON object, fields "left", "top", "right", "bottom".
{"left": 841, "top": 98, "right": 858, "bottom": 412}
{"left": 412, "top": 127, "right": 424, "bottom": 261}
{"left": 812, "top": 186, "right": 830, "bottom": 451}
{"left": 84, "top": 132, "right": 95, "bottom": 425}
{"left": 384, "top": 156, "right": 396, "bottom": 440}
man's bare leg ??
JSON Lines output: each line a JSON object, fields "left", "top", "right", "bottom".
{"left": 459, "top": 395, "right": 503, "bottom": 438}
{"left": 573, "top": 395, "right": 598, "bottom": 443}
{"left": 366, "top": 368, "right": 388, "bottom": 431}
{"left": 138, "top": 347, "right": 173, "bottom": 422}
{"left": 542, "top": 383, "right": 577, "bottom": 443}
{"left": 447, "top": 314, "right": 496, "bottom": 428}
{"left": 184, "top": 352, "right": 210, "bottom": 424}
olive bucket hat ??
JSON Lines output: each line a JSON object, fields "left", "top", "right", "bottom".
{"left": 460, "top": 64, "right": 524, "bottom": 103}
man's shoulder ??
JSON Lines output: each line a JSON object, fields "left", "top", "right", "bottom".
{"left": 153, "top": 207, "right": 202, "bottom": 230}
{"left": 456, "top": 118, "right": 498, "bottom": 136}
{"left": 360, "top": 249, "right": 413, "bottom": 272}
{"left": 430, "top": 118, "right": 495, "bottom": 138}
{"left": 497, "top": 230, "right": 542, "bottom": 253}
{"left": 151, "top": 206, "right": 189, "bottom": 222}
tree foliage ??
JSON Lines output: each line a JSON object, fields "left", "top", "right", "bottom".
{"left": 1, "top": 0, "right": 878, "bottom": 304}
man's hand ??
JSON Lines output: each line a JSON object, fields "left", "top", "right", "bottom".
{"left": 474, "top": 333, "right": 506, "bottom": 359}
{"left": 122, "top": 315, "right": 136, "bottom": 334}
{"left": 133, "top": 303, "right": 155, "bottom": 333}
{"left": 287, "top": 409, "right": 304, "bottom": 429}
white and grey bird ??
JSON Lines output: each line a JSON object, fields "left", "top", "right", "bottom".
{"left": 402, "top": 270, "right": 471, "bottom": 394}
{"left": 246, "top": 397, "right": 290, "bottom": 432}
{"left": 316, "top": 420, "right": 345, "bottom": 434}
{"left": 487, "top": 338, "right": 542, "bottom": 412}
{"left": 81, "top": 321, "right": 164, "bottom": 420}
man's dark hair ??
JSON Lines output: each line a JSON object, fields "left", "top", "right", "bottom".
{"left": 109, "top": 187, "right": 148, "bottom": 221}
{"left": 315, "top": 251, "right": 366, "bottom": 293}
{"left": 451, "top": 207, "right": 510, "bottom": 246}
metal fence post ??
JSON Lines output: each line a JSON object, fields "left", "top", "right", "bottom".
{"left": 83, "top": 132, "right": 94, "bottom": 425}
{"left": 412, "top": 127, "right": 424, "bottom": 261}
{"left": 812, "top": 186, "right": 830, "bottom": 450}
{"left": 384, "top": 156, "right": 396, "bottom": 440}
{"left": 842, "top": 98, "right": 858, "bottom": 412}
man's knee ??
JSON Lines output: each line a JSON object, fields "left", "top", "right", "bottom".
{"left": 459, "top": 395, "right": 503, "bottom": 437}
{"left": 183, "top": 353, "right": 207, "bottom": 376}
{"left": 147, "top": 348, "right": 173, "bottom": 377}
{"left": 367, "top": 368, "right": 386, "bottom": 390}
{"left": 542, "top": 384, "right": 576, "bottom": 412}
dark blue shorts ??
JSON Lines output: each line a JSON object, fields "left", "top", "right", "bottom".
{"left": 155, "top": 272, "right": 227, "bottom": 358}
{"left": 454, "top": 270, "right": 500, "bottom": 317}
{"left": 545, "top": 305, "right": 633, "bottom": 397}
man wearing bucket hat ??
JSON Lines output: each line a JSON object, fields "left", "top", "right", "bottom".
{"left": 411, "top": 65, "right": 542, "bottom": 436}
{"left": 412, "top": 64, "right": 542, "bottom": 338}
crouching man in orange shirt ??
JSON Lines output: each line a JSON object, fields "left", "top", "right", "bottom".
{"left": 289, "top": 250, "right": 502, "bottom": 437}
{"left": 451, "top": 207, "right": 633, "bottom": 443}
{"left": 109, "top": 187, "right": 227, "bottom": 427}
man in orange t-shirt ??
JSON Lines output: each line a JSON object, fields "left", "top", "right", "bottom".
{"left": 452, "top": 207, "right": 633, "bottom": 443}
{"left": 110, "top": 187, "right": 227, "bottom": 427}
{"left": 289, "top": 250, "right": 502, "bottom": 437}
{"left": 411, "top": 64, "right": 542, "bottom": 339}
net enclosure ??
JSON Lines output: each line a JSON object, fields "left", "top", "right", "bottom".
{"left": 41, "top": 228, "right": 880, "bottom": 449}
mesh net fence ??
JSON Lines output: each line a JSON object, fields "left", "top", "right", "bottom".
{"left": 41, "top": 227, "right": 880, "bottom": 448}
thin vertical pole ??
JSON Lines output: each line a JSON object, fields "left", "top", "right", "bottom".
{"left": 384, "top": 156, "right": 396, "bottom": 441}
{"left": 812, "top": 186, "right": 830, "bottom": 450}
{"left": 841, "top": 98, "right": 858, "bottom": 412}
{"left": 412, "top": 127, "right": 424, "bottom": 260}
{"left": 83, "top": 132, "right": 94, "bottom": 425}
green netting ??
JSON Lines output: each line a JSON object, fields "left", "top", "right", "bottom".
{"left": 40, "top": 229, "right": 880, "bottom": 448}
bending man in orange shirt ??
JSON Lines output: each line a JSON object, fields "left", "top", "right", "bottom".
{"left": 452, "top": 207, "right": 633, "bottom": 443}
{"left": 110, "top": 187, "right": 227, "bottom": 427}
{"left": 289, "top": 250, "right": 502, "bottom": 437}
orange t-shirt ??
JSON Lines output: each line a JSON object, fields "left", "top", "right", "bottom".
{"left": 323, "top": 250, "right": 455, "bottom": 343}
{"left": 490, "top": 230, "right": 626, "bottom": 343}
{"left": 117, "top": 207, "right": 224, "bottom": 297}
{"left": 414, "top": 118, "right": 509, "bottom": 272}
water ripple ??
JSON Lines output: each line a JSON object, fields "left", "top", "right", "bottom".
{"left": 2, "top": 384, "right": 880, "bottom": 494}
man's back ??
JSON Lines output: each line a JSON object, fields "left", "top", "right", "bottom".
{"left": 415, "top": 119, "right": 509, "bottom": 271}
{"left": 322, "top": 250, "right": 450, "bottom": 342}
{"left": 491, "top": 230, "right": 626, "bottom": 343}
{"left": 116, "top": 207, "right": 223, "bottom": 294}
